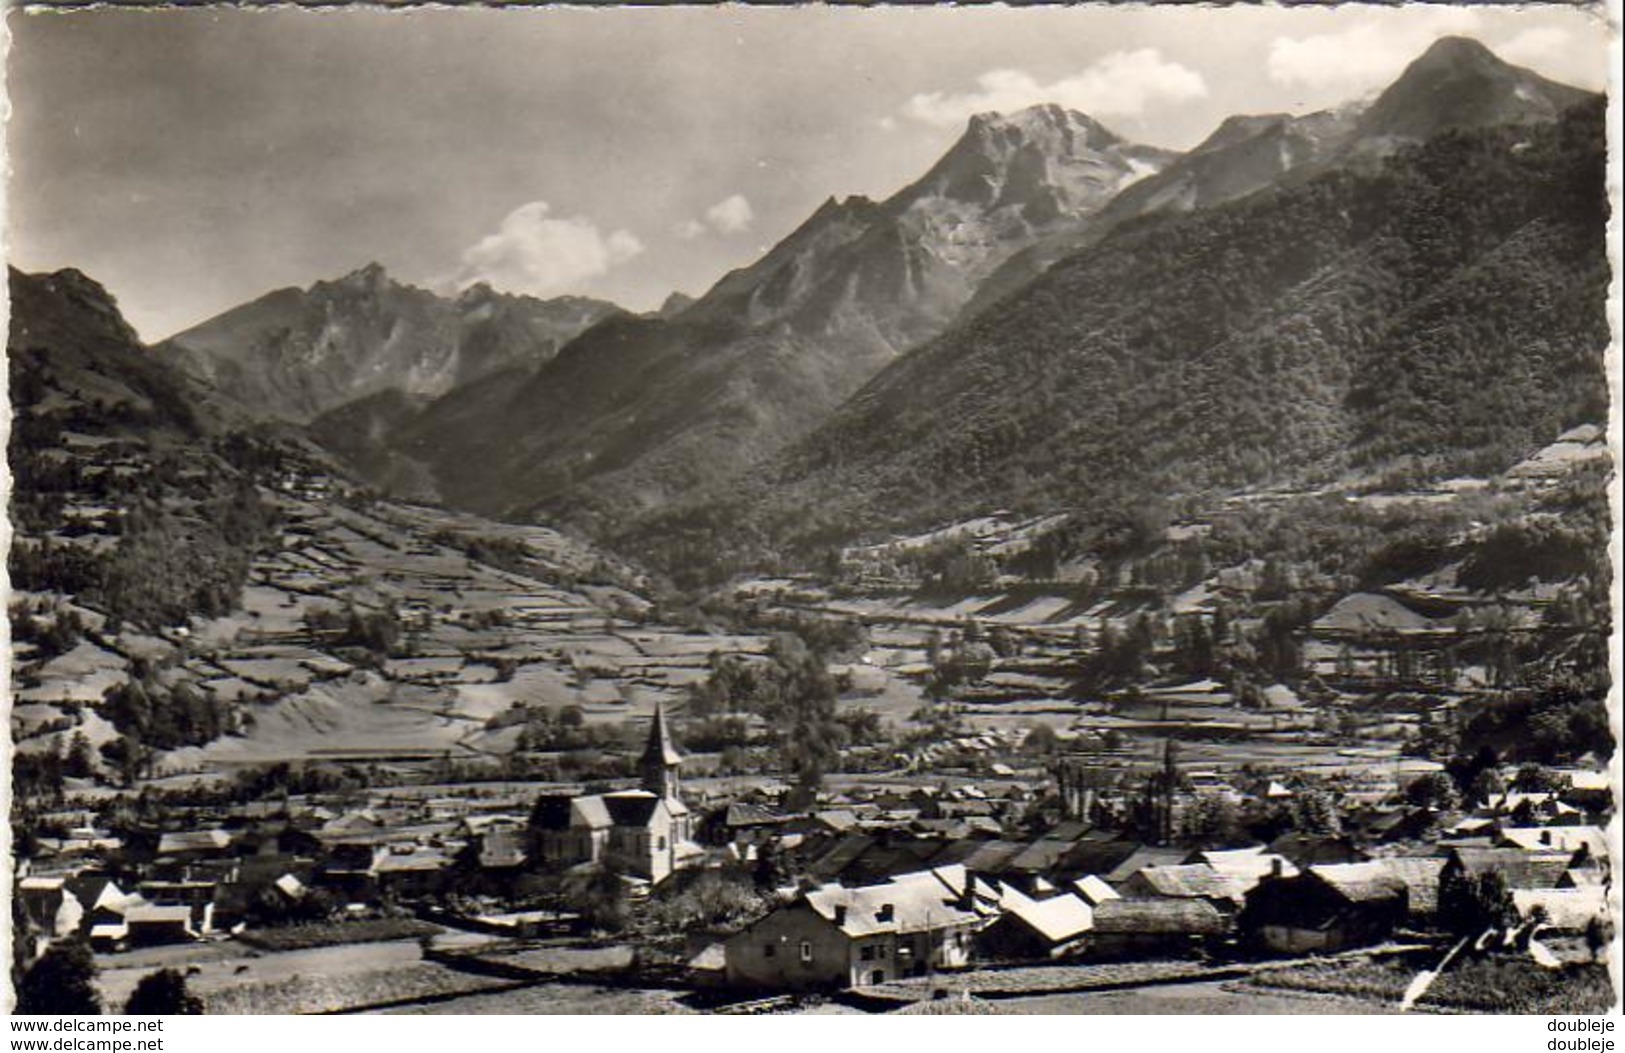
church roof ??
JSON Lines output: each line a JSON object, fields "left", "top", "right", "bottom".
{"left": 603, "top": 790, "right": 664, "bottom": 827}
{"left": 641, "top": 703, "right": 683, "bottom": 767}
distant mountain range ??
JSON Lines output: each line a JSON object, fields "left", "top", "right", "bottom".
{"left": 679, "top": 98, "right": 1606, "bottom": 567}
{"left": 18, "top": 37, "right": 1610, "bottom": 584}
{"left": 622, "top": 37, "right": 1607, "bottom": 574}
{"left": 964, "top": 35, "right": 1594, "bottom": 319}
{"left": 155, "top": 263, "right": 621, "bottom": 422}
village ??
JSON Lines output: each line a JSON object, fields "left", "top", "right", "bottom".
{"left": 13, "top": 653, "right": 1615, "bottom": 1014}
{"left": 7, "top": 348, "right": 1614, "bottom": 1014}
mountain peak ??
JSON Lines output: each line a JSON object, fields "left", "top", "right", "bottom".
{"left": 1414, "top": 34, "right": 1504, "bottom": 72}
{"left": 968, "top": 104, "right": 1119, "bottom": 148}
{"left": 1355, "top": 34, "right": 1592, "bottom": 146}
{"left": 329, "top": 261, "right": 392, "bottom": 294}
{"left": 457, "top": 280, "right": 498, "bottom": 305}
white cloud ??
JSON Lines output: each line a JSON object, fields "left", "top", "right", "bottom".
{"left": 1495, "top": 27, "right": 1583, "bottom": 82}
{"left": 674, "top": 194, "right": 756, "bottom": 240}
{"left": 902, "top": 49, "right": 1207, "bottom": 127}
{"left": 1266, "top": 10, "right": 1481, "bottom": 91}
{"left": 451, "top": 201, "right": 642, "bottom": 298}
{"left": 704, "top": 194, "right": 755, "bottom": 234}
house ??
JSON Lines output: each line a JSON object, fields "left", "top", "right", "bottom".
{"left": 1267, "top": 833, "right": 1369, "bottom": 868}
{"left": 1495, "top": 826, "right": 1608, "bottom": 865}
{"left": 124, "top": 904, "right": 197, "bottom": 946}
{"left": 1512, "top": 887, "right": 1609, "bottom": 932}
{"left": 703, "top": 801, "right": 789, "bottom": 849}
{"left": 316, "top": 841, "right": 379, "bottom": 902}
{"left": 65, "top": 873, "right": 134, "bottom": 931}
{"left": 17, "top": 876, "right": 84, "bottom": 939}
{"left": 370, "top": 844, "right": 452, "bottom": 899}
{"left": 1087, "top": 898, "right": 1227, "bottom": 959}
{"left": 529, "top": 704, "right": 699, "bottom": 884}
{"left": 1440, "top": 847, "right": 1572, "bottom": 893}
{"left": 155, "top": 828, "right": 235, "bottom": 864}
{"left": 1102, "top": 845, "right": 1190, "bottom": 885}
{"left": 723, "top": 867, "right": 988, "bottom": 991}
{"left": 136, "top": 880, "right": 218, "bottom": 935}
{"left": 475, "top": 819, "right": 529, "bottom": 871}
{"left": 979, "top": 888, "right": 1094, "bottom": 961}
{"left": 1118, "top": 864, "right": 1247, "bottom": 913}
{"left": 1071, "top": 875, "right": 1120, "bottom": 907}
{"left": 1375, "top": 856, "right": 1446, "bottom": 922}
{"left": 1191, "top": 847, "right": 1300, "bottom": 894}
{"left": 1239, "top": 863, "right": 1408, "bottom": 955}
{"left": 1558, "top": 770, "right": 1610, "bottom": 813}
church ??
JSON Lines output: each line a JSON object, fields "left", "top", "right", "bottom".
{"left": 528, "top": 704, "right": 701, "bottom": 884}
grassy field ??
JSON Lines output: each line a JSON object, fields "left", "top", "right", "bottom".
{"left": 1244, "top": 954, "right": 1615, "bottom": 1014}
{"left": 374, "top": 982, "right": 692, "bottom": 1015}
{"left": 983, "top": 978, "right": 1399, "bottom": 1015}
{"left": 235, "top": 918, "right": 443, "bottom": 952}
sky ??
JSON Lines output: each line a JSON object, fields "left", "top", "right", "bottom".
{"left": 4, "top": 4, "right": 1613, "bottom": 341}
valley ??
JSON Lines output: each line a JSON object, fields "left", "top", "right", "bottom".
{"left": 7, "top": 28, "right": 1614, "bottom": 1019}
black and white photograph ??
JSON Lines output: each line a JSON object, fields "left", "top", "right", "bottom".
{"left": 2, "top": 1, "right": 1618, "bottom": 1021}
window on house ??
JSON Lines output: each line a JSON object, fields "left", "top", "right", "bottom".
{"left": 763, "top": 943, "right": 776, "bottom": 958}
{"left": 860, "top": 945, "right": 875, "bottom": 961}
{"left": 657, "top": 836, "right": 666, "bottom": 851}
{"left": 799, "top": 940, "right": 813, "bottom": 963}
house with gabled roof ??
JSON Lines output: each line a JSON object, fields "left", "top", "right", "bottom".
{"left": 1239, "top": 862, "right": 1409, "bottom": 954}
{"left": 17, "top": 875, "right": 84, "bottom": 940}
{"left": 1118, "top": 864, "right": 1247, "bottom": 913}
{"left": 1495, "top": 825, "right": 1608, "bottom": 864}
{"left": 723, "top": 866, "right": 990, "bottom": 991}
{"left": 1087, "top": 898, "right": 1228, "bottom": 958}
{"left": 1441, "top": 847, "right": 1573, "bottom": 892}
{"left": 1512, "top": 887, "right": 1609, "bottom": 932}
{"left": 980, "top": 887, "right": 1094, "bottom": 961}
{"left": 1190, "top": 847, "right": 1300, "bottom": 894}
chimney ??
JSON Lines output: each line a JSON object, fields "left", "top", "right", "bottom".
{"left": 833, "top": 904, "right": 848, "bottom": 926}
{"left": 877, "top": 903, "right": 895, "bottom": 923}
{"left": 958, "top": 871, "right": 977, "bottom": 911}
{"left": 1540, "top": 830, "right": 1552, "bottom": 846}
{"left": 1270, "top": 857, "right": 1284, "bottom": 878}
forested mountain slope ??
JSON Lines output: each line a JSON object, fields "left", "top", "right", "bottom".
{"left": 632, "top": 100, "right": 1608, "bottom": 579}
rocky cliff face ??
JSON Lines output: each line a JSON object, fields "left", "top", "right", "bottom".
{"left": 154, "top": 263, "right": 621, "bottom": 422}
{"left": 388, "top": 105, "right": 1178, "bottom": 524}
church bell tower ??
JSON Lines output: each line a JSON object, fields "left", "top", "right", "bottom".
{"left": 640, "top": 702, "right": 682, "bottom": 802}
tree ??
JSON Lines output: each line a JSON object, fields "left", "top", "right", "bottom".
{"left": 1585, "top": 916, "right": 1612, "bottom": 962}
{"left": 1439, "top": 869, "right": 1516, "bottom": 938}
{"left": 1290, "top": 787, "right": 1342, "bottom": 836}
{"left": 1180, "top": 793, "right": 1243, "bottom": 846}
{"left": 1406, "top": 771, "right": 1461, "bottom": 812}
{"left": 63, "top": 732, "right": 94, "bottom": 780}
{"left": 754, "top": 839, "right": 792, "bottom": 892}
{"left": 125, "top": 968, "right": 203, "bottom": 1015}
{"left": 1512, "top": 763, "right": 1567, "bottom": 794}
{"left": 563, "top": 866, "right": 629, "bottom": 933}
{"left": 757, "top": 635, "right": 844, "bottom": 804}
{"left": 1468, "top": 768, "right": 1507, "bottom": 806}
{"left": 1022, "top": 723, "right": 1060, "bottom": 756}
{"left": 16, "top": 939, "right": 101, "bottom": 1015}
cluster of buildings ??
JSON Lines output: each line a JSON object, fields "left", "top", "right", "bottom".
{"left": 13, "top": 706, "right": 704, "bottom": 960}
{"left": 12, "top": 696, "right": 1612, "bottom": 1001}
{"left": 697, "top": 757, "right": 1612, "bottom": 992}
{"left": 711, "top": 815, "right": 1609, "bottom": 991}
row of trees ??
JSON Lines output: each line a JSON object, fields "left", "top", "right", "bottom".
{"left": 14, "top": 941, "right": 201, "bottom": 1015}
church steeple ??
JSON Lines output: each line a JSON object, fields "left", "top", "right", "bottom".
{"left": 640, "top": 702, "right": 682, "bottom": 801}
